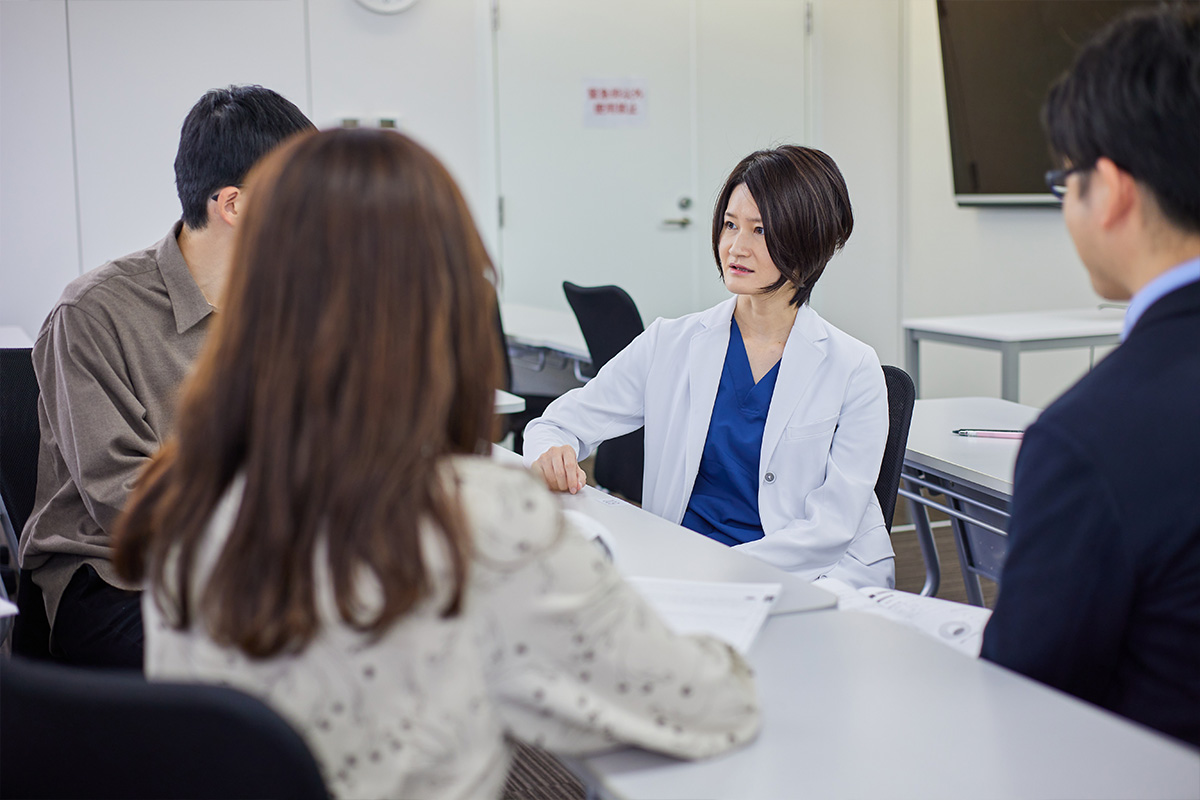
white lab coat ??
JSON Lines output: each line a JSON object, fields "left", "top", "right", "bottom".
{"left": 523, "top": 297, "right": 895, "bottom": 588}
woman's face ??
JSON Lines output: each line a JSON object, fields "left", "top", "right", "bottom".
{"left": 718, "top": 184, "right": 783, "bottom": 296}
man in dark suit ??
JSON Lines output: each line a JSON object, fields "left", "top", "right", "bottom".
{"left": 980, "top": 5, "right": 1200, "bottom": 747}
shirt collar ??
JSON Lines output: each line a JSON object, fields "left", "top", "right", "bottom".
{"left": 1122, "top": 256, "right": 1200, "bottom": 341}
{"left": 156, "top": 220, "right": 215, "bottom": 335}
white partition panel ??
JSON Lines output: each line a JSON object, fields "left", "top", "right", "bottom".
{"left": 306, "top": 0, "right": 497, "bottom": 259}
{"left": 0, "top": 2, "right": 80, "bottom": 339}
{"left": 67, "top": 0, "right": 308, "bottom": 271}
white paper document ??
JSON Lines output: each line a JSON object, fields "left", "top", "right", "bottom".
{"left": 626, "top": 577, "right": 781, "bottom": 655}
{"left": 817, "top": 577, "right": 992, "bottom": 656}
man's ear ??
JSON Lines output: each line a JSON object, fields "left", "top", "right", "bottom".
{"left": 210, "top": 186, "right": 242, "bottom": 228}
{"left": 1092, "top": 157, "right": 1137, "bottom": 231}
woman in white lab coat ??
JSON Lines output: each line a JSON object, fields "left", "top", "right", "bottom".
{"left": 523, "top": 146, "right": 894, "bottom": 589}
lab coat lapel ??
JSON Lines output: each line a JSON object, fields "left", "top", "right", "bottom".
{"left": 760, "top": 305, "right": 828, "bottom": 475}
{"left": 684, "top": 300, "right": 735, "bottom": 505}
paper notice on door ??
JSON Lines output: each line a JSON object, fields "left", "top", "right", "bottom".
{"left": 626, "top": 577, "right": 780, "bottom": 654}
{"left": 584, "top": 78, "right": 649, "bottom": 128}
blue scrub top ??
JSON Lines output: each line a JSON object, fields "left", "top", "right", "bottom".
{"left": 682, "top": 317, "right": 780, "bottom": 546}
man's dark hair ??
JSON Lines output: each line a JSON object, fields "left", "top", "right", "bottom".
{"left": 1043, "top": 3, "right": 1200, "bottom": 233}
{"left": 711, "top": 145, "right": 853, "bottom": 307}
{"left": 174, "top": 85, "right": 314, "bottom": 229}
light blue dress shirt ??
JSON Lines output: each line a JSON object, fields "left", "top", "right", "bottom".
{"left": 1122, "top": 256, "right": 1200, "bottom": 341}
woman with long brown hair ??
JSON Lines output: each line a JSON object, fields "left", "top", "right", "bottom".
{"left": 114, "top": 128, "right": 758, "bottom": 800}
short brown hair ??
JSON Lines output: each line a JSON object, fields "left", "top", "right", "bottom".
{"left": 711, "top": 146, "right": 853, "bottom": 306}
{"left": 116, "top": 128, "right": 501, "bottom": 658}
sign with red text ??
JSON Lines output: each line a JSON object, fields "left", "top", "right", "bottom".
{"left": 583, "top": 78, "right": 648, "bottom": 128}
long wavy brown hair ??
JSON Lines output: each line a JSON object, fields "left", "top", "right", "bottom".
{"left": 115, "top": 128, "right": 501, "bottom": 658}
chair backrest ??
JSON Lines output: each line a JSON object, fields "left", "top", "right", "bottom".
{"left": 1, "top": 348, "right": 40, "bottom": 539}
{"left": 562, "top": 281, "right": 645, "bottom": 373}
{"left": 0, "top": 348, "right": 52, "bottom": 656}
{"left": 876, "top": 365, "right": 916, "bottom": 532}
{"left": 561, "top": 282, "right": 646, "bottom": 502}
{"left": 493, "top": 302, "right": 513, "bottom": 394}
{"left": 0, "top": 656, "right": 329, "bottom": 800}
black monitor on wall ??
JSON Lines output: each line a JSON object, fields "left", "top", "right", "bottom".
{"left": 936, "top": 0, "right": 1150, "bottom": 207}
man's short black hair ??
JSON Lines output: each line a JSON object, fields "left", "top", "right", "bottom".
{"left": 174, "top": 85, "right": 314, "bottom": 230}
{"left": 1043, "top": 3, "right": 1200, "bottom": 233}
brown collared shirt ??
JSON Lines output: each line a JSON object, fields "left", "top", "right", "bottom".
{"left": 19, "top": 221, "right": 213, "bottom": 625}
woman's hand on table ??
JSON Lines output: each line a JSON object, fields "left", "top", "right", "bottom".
{"left": 531, "top": 445, "right": 587, "bottom": 494}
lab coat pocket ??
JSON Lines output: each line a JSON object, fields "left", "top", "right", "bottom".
{"left": 778, "top": 415, "right": 839, "bottom": 485}
{"left": 784, "top": 415, "right": 839, "bottom": 441}
{"left": 844, "top": 527, "right": 895, "bottom": 566}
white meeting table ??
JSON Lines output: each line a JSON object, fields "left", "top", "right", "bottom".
{"left": 499, "top": 302, "right": 590, "bottom": 360}
{"left": 558, "top": 485, "right": 834, "bottom": 615}
{"left": 901, "top": 397, "right": 1041, "bottom": 604}
{"left": 579, "top": 611, "right": 1200, "bottom": 800}
{"left": 492, "top": 446, "right": 1200, "bottom": 799}
{"left": 903, "top": 307, "right": 1123, "bottom": 401}
{"left": 491, "top": 446, "right": 834, "bottom": 615}
{"left": 904, "top": 397, "right": 1041, "bottom": 496}
{"left": 494, "top": 389, "right": 526, "bottom": 414}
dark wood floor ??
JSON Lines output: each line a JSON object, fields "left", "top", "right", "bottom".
{"left": 889, "top": 499, "right": 1000, "bottom": 608}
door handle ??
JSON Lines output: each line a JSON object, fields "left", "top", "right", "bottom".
{"left": 662, "top": 217, "right": 692, "bottom": 228}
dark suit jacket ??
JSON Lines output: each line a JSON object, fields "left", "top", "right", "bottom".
{"left": 981, "top": 278, "right": 1200, "bottom": 747}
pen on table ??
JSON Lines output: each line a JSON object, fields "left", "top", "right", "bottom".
{"left": 953, "top": 428, "right": 1024, "bottom": 440}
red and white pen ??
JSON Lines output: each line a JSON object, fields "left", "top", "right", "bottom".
{"left": 953, "top": 428, "right": 1024, "bottom": 440}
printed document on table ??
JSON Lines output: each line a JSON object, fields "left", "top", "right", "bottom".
{"left": 626, "top": 577, "right": 780, "bottom": 654}
{"left": 817, "top": 577, "right": 992, "bottom": 656}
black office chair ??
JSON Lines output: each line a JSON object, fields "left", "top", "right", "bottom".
{"left": 876, "top": 365, "right": 916, "bottom": 532}
{"left": 494, "top": 302, "right": 558, "bottom": 455}
{"left": 562, "top": 281, "right": 646, "bottom": 503}
{"left": 1, "top": 348, "right": 53, "bottom": 658}
{"left": 0, "top": 656, "right": 329, "bottom": 800}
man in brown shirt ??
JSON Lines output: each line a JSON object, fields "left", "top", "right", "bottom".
{"left": 19, "top": 85, "right": 313, "bottom": 668}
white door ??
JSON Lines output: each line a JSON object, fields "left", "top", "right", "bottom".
{"left": 494, "top": 0, "right": 810, "bottom": 324}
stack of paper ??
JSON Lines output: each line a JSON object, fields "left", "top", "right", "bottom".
{"left": 817, "top": 577, "right": 992, "bottom": 656}
{"left": 626, "top": 577, "right": 780, "bottom": 654}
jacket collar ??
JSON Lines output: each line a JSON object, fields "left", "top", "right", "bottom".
{"left": 685, "top": 299, "right": 738, "bottom": 489}
{"left": 1128, "top": 273, "right": 1200, "bottom": 340}
{"left": 760, "top": 304, "right": 829, "bottom": 475}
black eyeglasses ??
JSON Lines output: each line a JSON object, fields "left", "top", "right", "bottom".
{"left": 209, "top": 185, "right": 242, "bottom": 203}
{"left": 1045, "top": 165, "right": 1090, "bottom": 200}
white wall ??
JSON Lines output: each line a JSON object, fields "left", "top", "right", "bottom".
{"left": 0, "top": 0, "right": 1109, "bottom": 408}
{"left": 808, "top": 0, "right": 902, "bottom": 367}
{"left": 0, "top": 0, "right": 495, "bottom": 342}
{"left": 306, "top": 0, "right": 497, "bottom": 253}
{"left": 67, "top": 1, "right": 310, "bottom": 271}
{"left": 899, "top": 0, "right": 1108, "bottom": 407}
{"left": 0, "top": 2, "right": 78, "bottom": 340}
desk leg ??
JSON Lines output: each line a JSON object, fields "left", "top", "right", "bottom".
{"left": 905, "top": 331, "right": 921, "bottom": 398}
{"left": 1000, "top": 342, "right": 1020, "bottom": 402}
{"left": 903, "top": 479, "right": 941, "bottom": 598}
{"left": 948, "top": 513, "right": 987, "bottom": 607}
